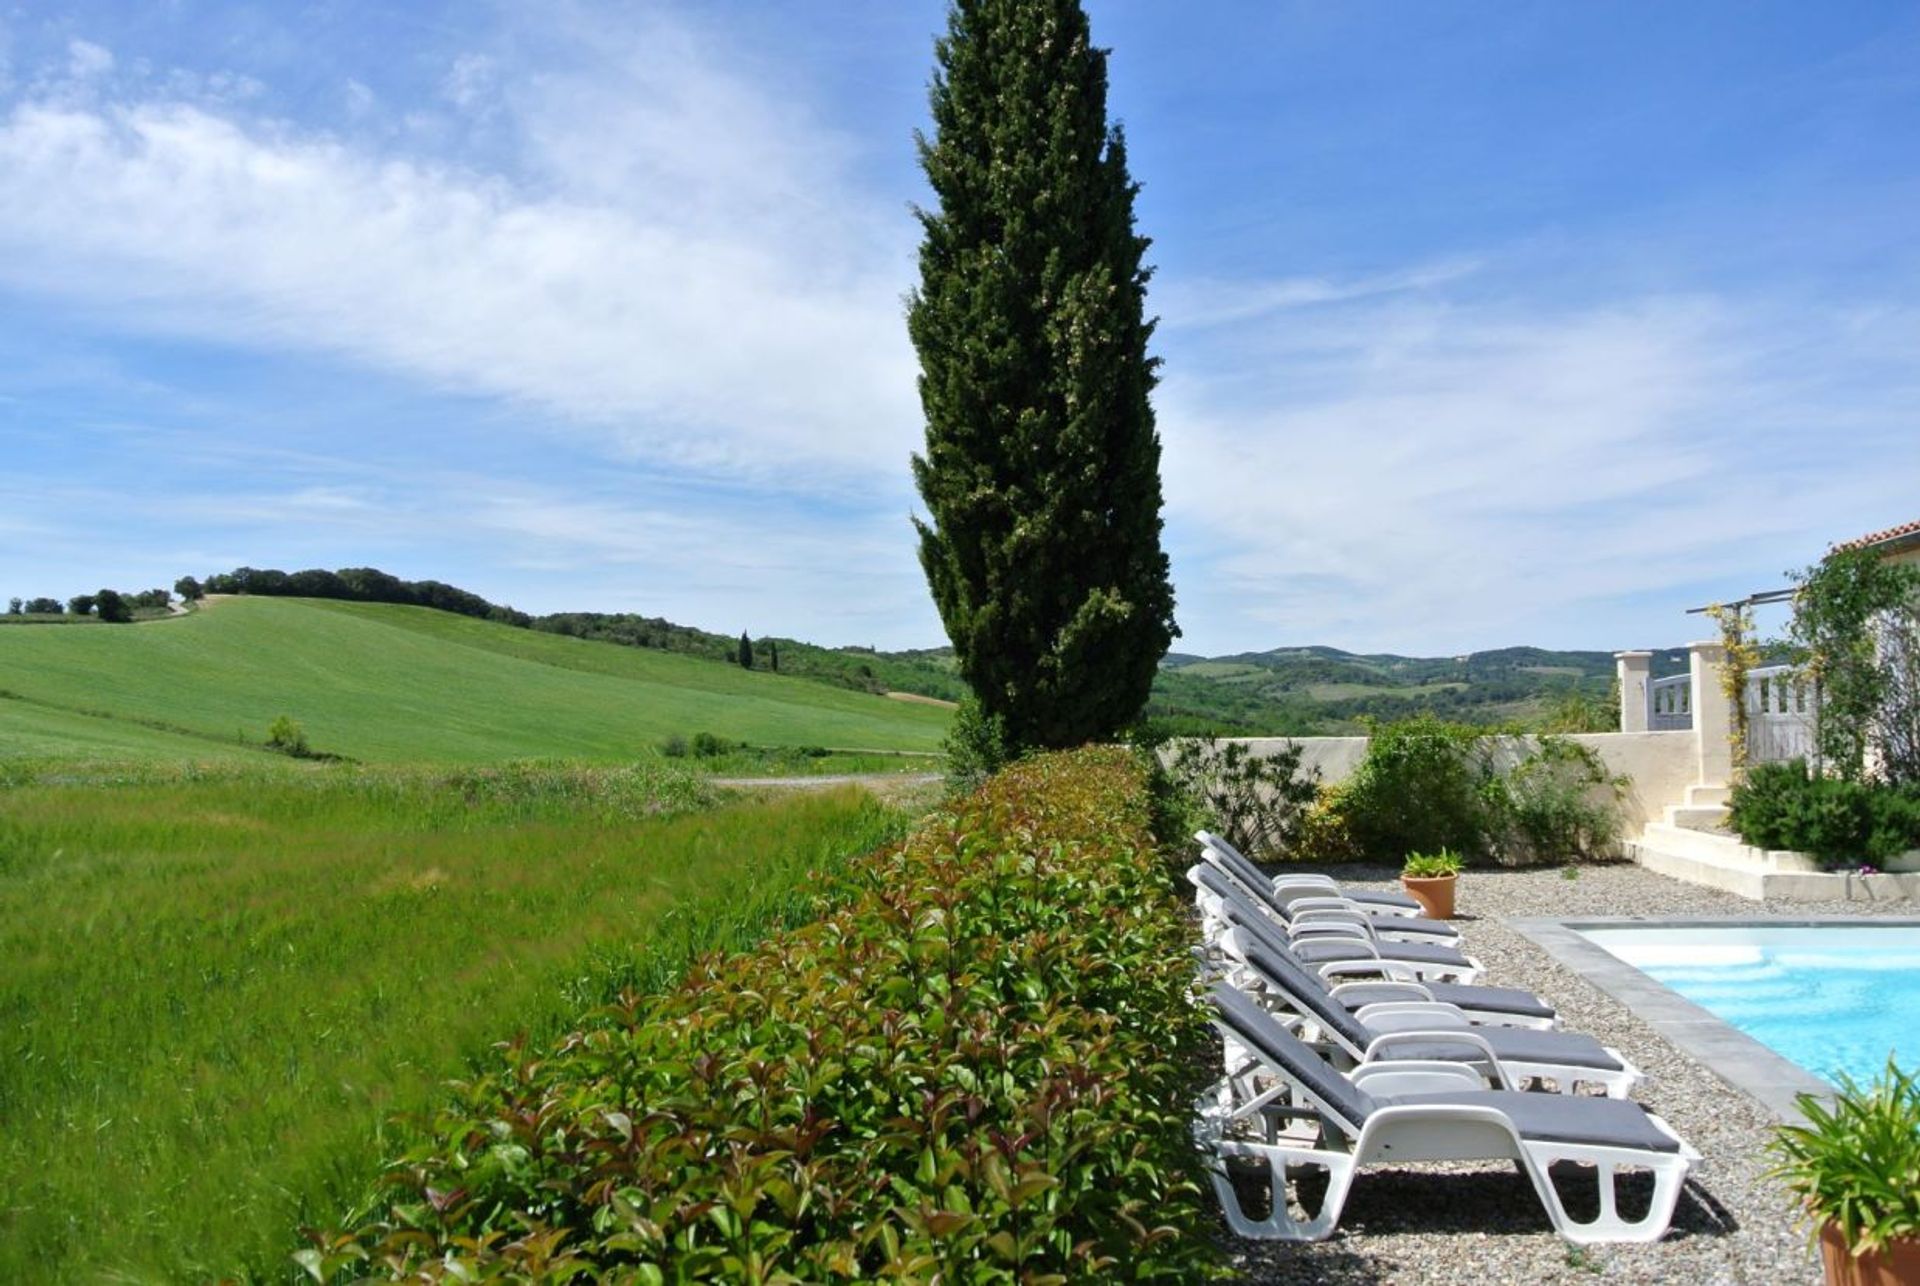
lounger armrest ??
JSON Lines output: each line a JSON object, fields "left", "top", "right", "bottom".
{"left": 1327, "top": 980, "right": 1435, "bottom": 1005}
{"left": 1362, "top": 1029, "right": 1516, "bottom": 1090}
{"left": 1282, "top": 895, "right": 1368, "bottom": 915}
{"left": 1371, "top": 927, "right": 1463, "bottom": 947}
{"left": 1316, "top": 958, "right": 1415, "bottom": 981}
{"left": 1288, "top": 923, "right": 1374, "bottom": 942}
{"left": 1357, "top": 1003, "right": 1473, "bottom": 1032}
{"left": 1282, "top": 913, "right": 1374, "bottom": 932}
{"left": 1348, "top": 1061, "right": 1488, "bottom": 1096}
{"left": 1269, "top": 874, "right": 1340, "bottom": 892}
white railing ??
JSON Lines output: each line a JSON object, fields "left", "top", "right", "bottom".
{"left": 1649, "top": 674, "right": 1691, "bottom": 731}
{"left": 1746, "top": 665, "right": 1816, "bottom": 765}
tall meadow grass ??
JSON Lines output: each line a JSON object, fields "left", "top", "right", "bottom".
{"left": 0, "top": 760, "right": 906, "bottom": 1282}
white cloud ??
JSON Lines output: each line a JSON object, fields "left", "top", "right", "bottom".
{"left": 67, "top": 40, "right": 113, "bottom": 80}
{"left": 441, "top": 53, "right": 497, "bottom": 112}
{"left": 0, "top": 28, "right": 921, "bottom": 490}
{"left": 1153, "top": 258, "right": 1481, "bottom": 330}
{"left": 1158, "top": 290, "right": 1920, "bottom": 654}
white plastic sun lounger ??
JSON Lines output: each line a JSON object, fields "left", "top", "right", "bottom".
{"left": 1194, "top": 845, "right": 1463, "bottom": 948}
{"left": 1199, "top": 983, "right": 1700, "bottom": 1245}
{"left": 1190, "top": 862, "right": 1486, "bottom": 985}
{"left": 1197, "top": 831, "right": 1424, "bottom": 917}
{"left": 1208, "top": 886, "right": 1557, "bottom": 1031}
{"left": 1222, "top": 931, "right": 1641, "bottom": 1098}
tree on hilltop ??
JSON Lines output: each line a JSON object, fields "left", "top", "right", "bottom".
{"left": 94, "top": 589, "right": 132, "bottom": 623}
{"left": 738, "top": 632, "right": 754, "bottom": 670}
{"left": 908, "top": 0, "right": 1177, "bottom": 759}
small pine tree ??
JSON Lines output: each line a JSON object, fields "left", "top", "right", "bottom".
{"left": 769, "top": 640, "right": 779, "bottom": 673}
{"left": 738, "top": 632, "right": 754, "bottom": 670}
{"left": 908, "top": 0, "right": 1177, "bottom": 753}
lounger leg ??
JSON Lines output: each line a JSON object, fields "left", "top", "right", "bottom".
{"left": 1517, "top": 1145, "right": 1690, "bottom": 1244}
{"left": 1207, "top": 1139, "right": 1357, "bottom": 1241}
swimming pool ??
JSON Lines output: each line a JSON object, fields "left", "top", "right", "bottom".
{"left": 1577, "top": 923, "right": 1920, "bottom": 1087}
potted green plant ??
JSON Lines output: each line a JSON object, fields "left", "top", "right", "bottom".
{"left": 1768, "top": 1059, "right": 1920, "bottom": 1286}
{"left": 1400, "top": 848, "right": 1462, "bottom": 920}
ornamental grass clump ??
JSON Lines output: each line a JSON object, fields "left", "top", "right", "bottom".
{"left": 314, "top": 747, "right": 1219, "bottom": 1282}
{"left": 1768, "top": 1060, "right": 1920, "bottom": 1260}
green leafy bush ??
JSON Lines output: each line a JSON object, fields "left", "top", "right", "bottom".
{"left": 1768, "top": 1060, "right": 1920, "bottom": 1256}
{"left": 1159, "top": 736, "right": 1320, "bottom": 860}
{"left": 689, "top": 730, "right": 737, "bottom": 757}
{"left": 265, "top": 714, "right": 310, "bottom": 758}
{"left": 1729, "top": 761, "right": 1920, "bottom": 867}
{"left": 1483, "top": 736, "right": 1625, "bottom": 865}
{"left": 941, "top": 694, "right": 1011, "bottom": 792}
{"left": 315, "top": 748, "right": 1218, "bottom": 1282}
{"left": 1295, "top": 718, "right": 1624, "bottom": 867}
{"left": 1331, "top": 715, "right": 1489, "bottom": 862}
{"left": 1788, "top": 548, "right": 1920, "bottom": 785}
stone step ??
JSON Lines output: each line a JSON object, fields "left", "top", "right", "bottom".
{"left": 1630, "top": 824, "right": 1920, "bottom": 902}
{"left": 1665, "top": 804, "right": 1730, "bottom": 832}
{"left": 1683, "top": 784, "right": 1731, "bottom": 808}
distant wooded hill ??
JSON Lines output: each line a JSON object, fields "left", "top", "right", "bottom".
{"left": 1149, "top": 643, "right": 1690, "bottom": 735}
{"left": 109, "top": 567, "right": 1685, "bottom": 736}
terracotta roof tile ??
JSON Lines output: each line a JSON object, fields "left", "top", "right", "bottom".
{"left": 1833, "top": 519, "right": 1920, "bottom": 552}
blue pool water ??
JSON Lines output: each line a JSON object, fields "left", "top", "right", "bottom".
{"left": 1579, "top": 924, "right": 1920, "bottom": 1086}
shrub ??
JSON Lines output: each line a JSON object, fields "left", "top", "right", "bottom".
{"left": 1483, "top": 736, "right": 1624, "bottom": 865}
{"left": 265, "top": 715, "right": 310, "bottom": 758}
{"left": 658, "top": 733, "right": 688, "bottom": 758}
{"left": 689, "top": 731, "right": 734, "bottom": 758}
{"left": 1729, "top": 761, "right": 1920, "bottom": 867}
{"left": 1292, "top": 787, "right": 1359, "bottom": 863}
{"left": 1295, "top": 719, "right": 1625, "bottom": 867}
{"left": 317, "top": 748, "right": 1219, "bottom": 1282}
{"left": 1334, "top": 715, "right": 1489, "bottom": 862}
{"left": 942, "top": 694, "right": 1010, "bottom": 793}
{"left": 1159, "top": 736, "right": 1319, "bottom": 860}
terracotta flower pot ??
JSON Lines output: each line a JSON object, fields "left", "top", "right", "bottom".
{"left": 1400, "top": 873, "right": 1457, "bottom": 920}
{"left": 1819, "top": 1222, "right": 1920, "bottom": 1286}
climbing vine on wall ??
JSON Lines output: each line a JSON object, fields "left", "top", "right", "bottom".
{"left": 1704, "top": 602, "right": 1761, "bottom": 773}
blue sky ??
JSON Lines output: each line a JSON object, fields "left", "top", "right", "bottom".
{"left": 1, "top": 2, "right": 1915, "bottom": 654}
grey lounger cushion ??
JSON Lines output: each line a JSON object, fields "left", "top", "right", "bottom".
{"left": 1379, "top": 1091, "right": 1683, "bottom": 1154}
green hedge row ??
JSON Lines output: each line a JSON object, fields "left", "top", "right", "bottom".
{"left": 309, "top": 747, "right": 1218, "bottom": 1282}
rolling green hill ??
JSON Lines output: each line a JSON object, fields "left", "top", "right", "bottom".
{"left": 1151, "top": 643, "right": 1690, "bottom": 733}
{"left": 0, "top": 597, "right": 948, "bottom": 763}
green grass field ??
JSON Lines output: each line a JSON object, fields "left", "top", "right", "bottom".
{"left": 0, "top": 763, "right": 906, "bottom": 1282}
{"left": 0, "top": 597, "right": 948, "bottom": 763}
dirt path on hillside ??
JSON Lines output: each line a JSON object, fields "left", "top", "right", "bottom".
{"left": 884, "top": 691, "right": 959, "bottom": 708}
{"left": 708, "top": 773, "right": 942, "bottom": 790}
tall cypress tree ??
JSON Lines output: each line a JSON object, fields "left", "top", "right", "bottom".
{"left": 909, "top": 0, "right": 1177, "bottom": 752}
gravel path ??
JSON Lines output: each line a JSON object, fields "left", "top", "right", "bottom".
{"left": 1220, "top": 861, "right": 1909, "bottom": 1285}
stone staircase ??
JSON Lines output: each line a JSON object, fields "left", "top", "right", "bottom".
{"left": 1630, "top": 783, "right": 1920, "bottom": 902}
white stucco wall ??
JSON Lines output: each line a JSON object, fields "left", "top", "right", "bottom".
{"left": 1200, "top": 730, "right": 1694, "bottom": 833}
